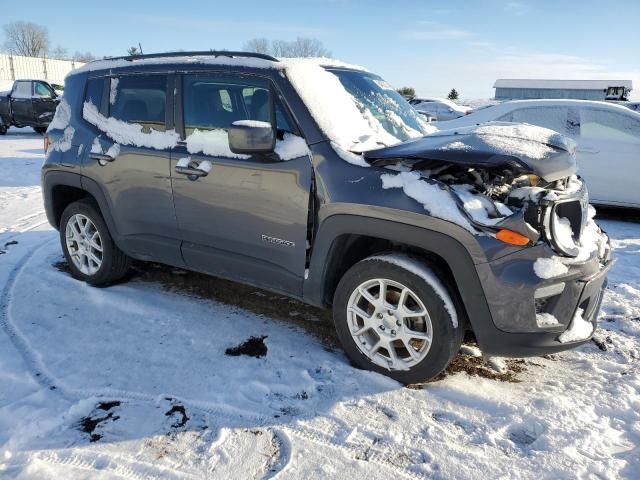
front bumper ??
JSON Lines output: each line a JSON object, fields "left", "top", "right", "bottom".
{"left": 471, "top": 235, "right": 613, "bottom": 357}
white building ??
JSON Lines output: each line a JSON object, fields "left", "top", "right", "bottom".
{"left": 493, "top": 79, "right": 632, "bottom": 101}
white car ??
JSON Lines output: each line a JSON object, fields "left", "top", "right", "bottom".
{"left": 408, "top": 97, "right": 471, "bottom": 121}
{"left": 439, "top": 100, "right": 640, "bottom": 208}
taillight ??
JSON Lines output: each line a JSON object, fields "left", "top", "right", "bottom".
{"left": 44, "top": 135, "right": 50, "bottom": 153}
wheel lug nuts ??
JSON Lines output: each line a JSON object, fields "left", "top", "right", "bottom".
{"left": 387, "top": 310, "right": 393, "bottom": 315}
{"left": 377, "top": 313, "right": 383, "bottom": 319}
{"left": 379, "top": 325, "right": 385, "bottom": 331}
{"left": 391, "top": 330, "right": 396, "bottom": 336}
{"left": 396, "top": 320, "right": 401, "bottom": 326}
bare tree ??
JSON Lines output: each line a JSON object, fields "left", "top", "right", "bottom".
{"left": 244, "top": 37, "right": 331, "bottom": 58}
{"left": 243, "top": 38, "right": 270, "bottom": 55}
{"left": 50, "top": 45, "right": 69, "bottom": 60}
{"left": 74, "top": 51, "right": 96, "bottom": 62}
{"left": 2, "top": 21, "right": 49, "bottom": 56}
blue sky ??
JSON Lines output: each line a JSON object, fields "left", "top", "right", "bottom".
{"left": 2, "top": 0, "right": 639, "bottom": 99}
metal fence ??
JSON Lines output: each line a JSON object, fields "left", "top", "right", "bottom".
{"left": 0, "top": 54, "right": 86, "bottom": 86}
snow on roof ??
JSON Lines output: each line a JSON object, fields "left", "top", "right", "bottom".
{"left": 494, "top": 79, "right": 633, "bottom": 90}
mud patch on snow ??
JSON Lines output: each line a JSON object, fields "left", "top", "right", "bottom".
{"left": 77, "top": 401, "right": 121, "bottom": 442}
{"left": 226, "top": 336, "right": 268, "bottom": 358}
{"left": 165, "top": 404, "right": 190, "bottom": 429}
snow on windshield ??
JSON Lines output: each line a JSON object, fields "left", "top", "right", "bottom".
{"left": 281, "top": 59, "right": 435, "bottom": 158}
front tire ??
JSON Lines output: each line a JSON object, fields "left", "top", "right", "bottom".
{"left": 333, "top": 254, "right": 463, "bottom": 384}
{"left": 60, "top": 199, "right": 131, "bottom": 285}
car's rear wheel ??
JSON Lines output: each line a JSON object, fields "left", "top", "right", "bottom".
{"left": 34, "top": 126, "right": 47, "bottom": 135}
{"left": 333, "top": 254, "right": 463, "bottom": 384}
{"left": 60, "top": 200, "right": 131, "bottom": 285}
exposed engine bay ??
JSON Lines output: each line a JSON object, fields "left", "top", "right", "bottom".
{"left": 366, "top": 122, "right": 609, "bottom": 259}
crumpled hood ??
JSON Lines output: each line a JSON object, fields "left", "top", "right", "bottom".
{"left": 364, "top": 122, "right": 577, "bottom": 182}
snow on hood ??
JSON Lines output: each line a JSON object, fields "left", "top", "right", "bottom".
{"left": 365, "top": 122, "right": 577, "bottom": 182}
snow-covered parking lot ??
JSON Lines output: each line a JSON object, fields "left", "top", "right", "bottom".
{"left": 1, "top": 129, "right": 639, "bottom": 479}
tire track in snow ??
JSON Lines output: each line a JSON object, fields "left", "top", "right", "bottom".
{"left": 1, "top": 238, "right": 427, "bottom": 480}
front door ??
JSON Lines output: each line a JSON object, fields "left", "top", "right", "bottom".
{"left": 32, "top": 81, "right": 58, "bottom": 126}
{"left": 576, "top": 108, "right": 640, "bottom": 207}
{"left": 82, "top": 74, "right": 183, "bottom": 264}
{"left": 170, "top": 72, "right": 312, "bottom": 295}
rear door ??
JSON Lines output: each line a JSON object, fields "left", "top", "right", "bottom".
{"left": 82, "top": 73, "right": 183, "bottom": 264}
{"left": 10, "top": 81, "right": 33, "bottom": 124}
{"left": 576, "top": 108, "right": 640, "bottom": 206}
{"left": 170, "top": 71, "right": 312, "bottom": 295}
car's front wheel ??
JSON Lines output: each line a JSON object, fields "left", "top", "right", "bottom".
{"left": 60, "top": 200, "right": 131, "bottom": 285}
{"left": 333, "top": 254, "right": 463, "bottom": 384}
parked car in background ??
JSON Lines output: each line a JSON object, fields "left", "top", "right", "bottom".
{"left": 621, "top": 102, "right": 640, "bottom": 113}
{"left": 408, "top": 97, "right": 471, "bottom": 121}
{"left": 440, "top": 99, "right": 640, "bottom": 208}
{"left": 0, "top": 79, "right": 62, "bottom": 135}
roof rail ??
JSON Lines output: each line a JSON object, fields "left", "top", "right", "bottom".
{"left": 102, "top": 51, "right": 279, "bottom": 63}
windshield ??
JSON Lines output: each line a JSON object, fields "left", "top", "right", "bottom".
{"left": 326, "top": 68, "right": 434, "bottom": 148}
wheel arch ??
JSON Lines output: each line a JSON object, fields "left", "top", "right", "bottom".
{"left": 303, "top": 214, "right": 495, "bottom": 337}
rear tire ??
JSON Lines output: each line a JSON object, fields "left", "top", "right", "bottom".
{"left": 60, "top": 199, "right": 131, "bottom": 286}
{"left": 34, "top": 126, "right": 47, "bottom": 135}
{"left": 333, "top": 253, "right": 463, "bottom": 384}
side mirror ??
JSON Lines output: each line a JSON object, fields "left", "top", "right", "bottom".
{"left": 228, "top": 121, "right": 275, "bottom": 155}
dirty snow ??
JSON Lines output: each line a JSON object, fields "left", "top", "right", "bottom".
{"left": 2, "top": 130, "right": 640, "bottom": 479}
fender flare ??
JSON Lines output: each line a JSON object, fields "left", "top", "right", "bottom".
{"left": 303, "top": 214, "right": 496, "bottom": 341}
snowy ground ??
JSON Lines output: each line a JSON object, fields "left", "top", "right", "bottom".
{"left": 1, "top": 128, "right": 639, "bottom": 479}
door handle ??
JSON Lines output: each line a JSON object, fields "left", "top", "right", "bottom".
{"left": 90, "top": 153, "right": 116, "bottom": 163}
{"left": 175, "top": 158, "right": 210, "bottom": 178}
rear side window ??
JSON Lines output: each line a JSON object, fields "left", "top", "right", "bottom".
{"left": 109, "top": 75, "right": 167, "bottom": 132}
{"left": 84, "top": 78, "right": 105, "bottom": 110}
{"left": 12, "top": 81, "right": 31, "bottom": 98}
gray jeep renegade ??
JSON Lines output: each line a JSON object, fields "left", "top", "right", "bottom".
{"left": 42, "top": 51, "right": 613, "bottom": 383}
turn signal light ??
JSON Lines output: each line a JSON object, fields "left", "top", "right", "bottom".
{"left": 496, "top": 229, "right": 530, "bottom": 246}
{"left": 44, "top": 135, "right": 50, "bottom": 153}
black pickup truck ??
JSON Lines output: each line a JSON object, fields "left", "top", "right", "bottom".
{"left": 0, "top": 79, "right": 62, "bottom": 135}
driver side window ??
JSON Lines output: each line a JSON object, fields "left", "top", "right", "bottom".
{"left": 34, "top": 82, "right": 52, "bottom": 98}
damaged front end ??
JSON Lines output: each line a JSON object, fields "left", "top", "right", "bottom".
{"left": 365, "top": 122, "right": 608, "bottom": 259}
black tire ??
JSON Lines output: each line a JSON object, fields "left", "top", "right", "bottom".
{"left": 59, "top": 199, "right": 131, "bottom": 286}
{"left": 333, "top": 254, "right": 463, "bottom": 384}
{"left": 0, "top": 122, "right": 7, "bottom": 135}
{"left": 34, "top": 126, "right": 47, "bottom": 135}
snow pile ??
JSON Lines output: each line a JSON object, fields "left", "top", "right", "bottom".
{"left": 558, "top": 308, "right": 594, "bottom": 343}
{"left": 48, "top": 126, "right": 75, "bottom": 153}
{"left": 366, "top": 253, "right": 459, "bottom": 327}
{"left": 275, "top": 133, "right": 310, "bottom": 160}
{"left": 232, "top": 120, "right": 271, "bottom": 128}
{"left": 536, "top": 312, "right": 560, "bottom": 327}
{"left": 109, "top": 78, "right": 119, "bottom": 105}
{"left": 451, "top": 184, "right": 513, "bottom": 225}
{"left": 475, "top": 123, "right": 559, "bottom": 161}
{"left": 83, "top": 101, "right": 180, "bottom": 150}
{"left": 381, "top": 171, "right": 475, "bottom": 233}
{"left": 553, "top": 213, "right": 576, "bottom": 251}
{"left": 533, "top": 257, "right": 569, "bottom": 279}
{"left": 90, "top": 137, "right": 101, "bottom": 154}
{"left": 439, "top": 140, "right": 473, "bottom": 151}
{"left": 185, "top": 128, "right": 249, "bottom": 159}
{"left": 47, "top": 99, "right": 71, "bottom": 131}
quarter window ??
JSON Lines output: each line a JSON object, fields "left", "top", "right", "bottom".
{"left": 84, "top": 78, "right": 105, "bottom": 111}
{"left": 109, "top": 75, "right": 167, "bottom": 132}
